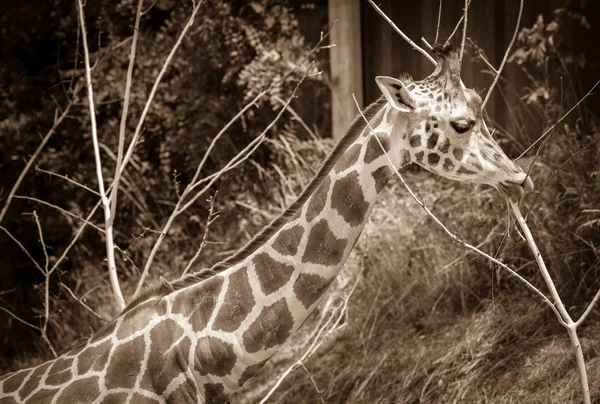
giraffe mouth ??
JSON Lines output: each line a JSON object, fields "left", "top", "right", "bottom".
{"left": 499, "top": 176, "right": 534, "bottom": 200}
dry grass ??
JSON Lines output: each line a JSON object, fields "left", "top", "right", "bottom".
{"left": 235, "top": 165, "right": 600, "bottom": 403}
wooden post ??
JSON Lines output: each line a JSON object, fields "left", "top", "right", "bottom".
{"left": 328, "top": 0, "right": 363, "bottom": 139}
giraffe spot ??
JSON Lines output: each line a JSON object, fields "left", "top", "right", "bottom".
{"left": 77, "top": 340, "right": 111, "bottom": 375}
{"left": 409, "top": 135, "right": 421, "bottom": 147}
{"left": 140, "top": 319, "right": 187, "bottom": 395}
{"left": 399, "top": 148, "right": 411, "bottom": 165}
{"left": 407, "top": 83, "right": 415, "bottom": 90}
{"left": 372, "top": 165, "right": 392, "bottom": 194}
{"left": 434, "top": 122, "right": 439, "bottom": 128}
{"left": 425, "top": 123, "right": 431, "bottom": 132}
{"left": 105, "top": 335, "right": 145, "bottom": 390}
{"left": 238, "top": 359, "right": 269, "bottom": 386}
{"left": 427, "top": 153, "right": 441, "bottom": 166}
{"left": 334, "top": 144, "right": 361, "bottom": 173}
{"left": 466, "top": 154, "right": 483, "bottom": 170}
{"left": 26, "top": 388, "right": 60, "bottom": 402}
{"left": 305, "top": 176, "right": 330, "bottom": 222}
{"left": 195, "top": 336, "right": 236, "bottom": 376}
{"left": 427, "top": 132, "right": 438, "bottom": 149}
{"left": 428, "top": 93, "right": 434, "bottom": 99}
{"left": 457, "top": 166, "right": 477, "bottom": 175}
{"left": 443, "top": 158, "right": 455, "bottom": 172}
{"left": 0, "top": 397, "right": 18, "bottom": 404}
{"left": 435, "top": 105, "right": 441, "bottom": 112}
{"left": 438, "top": 138, "right": 450, "bottom": 153}
{"left": 272, "top": 225, "right": 304, "bottom": 256}
{"left": 172, "top": 275, "right": 223, "bottom": 332}
{"left": 204, "top": 383, "right": 229, "bottom": 404}
{"left": 301, "top": 220, "right": 348, "bottom": 266}
{"left": 365, "top": 135, "right": 390, "bottom": 164}
{"left": 166, "top": 376, "right": 198, "bottom": 403}
{"left": 452, "top": 148, "right": 464, "bottom": 161}
{"left": 45, "top": 357, "right": 74, "bottom": 386}
{"left": 437, "top": 95, "right": 442, "bottom": 101}
{"left": 415, "top": 151, "right": 424, "bottom": 163}
{"left": 1, "top": 369, "right": 29, "bottom": 394}
{"left": 253, "top": 253, "right": 294, "bottom": 295}
{"left": 213, "top": 267, "right": 255, "bottom": 332}
{"left": 293, "top": 273, "right": 334, "bottom": 309}
{"left": 54, "top": 376, "right": 100, "bottom": 403}
{"left": 99, "top": 392, "right": 129, "bottom": 404}
{"left": 242, "top": 298, "right": 294, "bottom": 353}
{"left": 118, "top": 299, "right": 167, "bottom": 339}
{"left": 331, "top": 171, "right": 370, "bottom": 227}
{"left": 492, "top": 152, "right": 505, "bottom": 162}
{"left": 130, "top": 393, "right": 161, "bottom": 404}
{"left": 18, "top": 361, "right": 51, "bottom": 400}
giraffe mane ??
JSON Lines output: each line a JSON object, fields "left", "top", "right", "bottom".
{"left": 122, "top": 96, "right": 387, "bottom": 314}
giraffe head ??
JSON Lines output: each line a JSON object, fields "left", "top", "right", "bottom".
{"left": 376, "top": 45, "right": 533, "bottom": 198}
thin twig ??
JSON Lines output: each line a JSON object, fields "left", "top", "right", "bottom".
{"left": 109, "top": 0, "right": 144, "bottom": 224}
{"left": 517, "top": 78, "right": 600, "bottom": 160}
{"left": 444, "top": 0, "right": 473, "bottom": 46}
{"left": 467, "top": 37, "right": 498, "bottom": 74}
{"left": 365, "top": 0, "right": 436, "bottom": 65}
{"left": 132, "top": 63, "right": 314, "bottom": 297}
{"left": 0, "top": 84, "right": 81, "bottom": 225}
{"left": 0, "top": 225, "right": 45, "bottom": 275}
{"left": 459, "top": 0, "right": 468, "bottom": 64}
{"left": 181, "top": 192, "right": 218, "bottom": 277}
{"left": 435, "top": 0, "right": 443, "bottom": 44}
{"left": 59, "top": 282, "right": 104, "bottom": 320}
{"left": 35, "top": 167, "right": 101, "bottom": 196}
{"left": 115, "top": 0, "right": 205, "bottom": 183}
{"left": 481, "top": 0, "right": 523, "bottom": 110}
{"left": 14, "top": 195, "right": 104, "bottom": 234}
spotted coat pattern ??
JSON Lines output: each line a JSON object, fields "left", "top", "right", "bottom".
{"left": 0, "top": 45, "right": 532, "bottom": 404}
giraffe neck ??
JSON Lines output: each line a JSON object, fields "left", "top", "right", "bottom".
{"left": 0, "top": 102, "right": 409, "bottom": 404}
{"left": 162, "top": 101, "right": 409, "bottom": 398}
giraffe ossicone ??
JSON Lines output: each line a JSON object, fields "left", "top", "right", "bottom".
{"left": 0, "top": 44, "right": 533, "bottom": 403}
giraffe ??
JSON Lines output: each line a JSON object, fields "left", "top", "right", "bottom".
{"left": 0, "top": 44, "right": 533, "bottom": 404}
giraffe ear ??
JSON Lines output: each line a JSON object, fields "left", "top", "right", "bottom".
{"left": 375, "top": 76, "right": 416, "bottom": 113}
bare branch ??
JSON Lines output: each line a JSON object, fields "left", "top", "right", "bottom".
{"left": 35, "top": 167, "right": 100, "bottom": 196}
{"left": 444, "top": 0, "right": 472, "bottom": 46}
{"left": 14, "top": 195, "right": 104, "bottom": 234}
{"left": 59, "top": 282, "right": 104, "bottom": 321}
{"left": 181, "top": 192, "right": 218, "bottom": 277}
{"left": 76, "top": 0, "right": 125, "bottom": 309}
{"left": 365, "top": 0, "right": 436, "bottom": 65}
{"left": 435, "top": 0, "right": 443, "bottom": 44}
{"left": 115, "top": 0, "right": 205, "bottom": 184}
{"left": 509, "top": 201, "right": 590, "bottom": 404}
{"left": 459, "top": 0, "right": 469, "bottom": 64}
{"left": 467, "top": 37, "right": 498, "bottom": 75}
{"left": 0, "top": 84, "right": 81, "bottom": 225}
{"left": 0, "top": 225, "right": 45, "bottom": 275}
{"left": 132, "top": 63, "right": 313, "bottom": 298}
{"left": 517, "top": 78, "right": 600, "bottom": 160}
{"left": 481, "top": 0, "right": 523, "bottom": 110}
{"left": 109, "top": 0, "right": 144, "bottom": 225}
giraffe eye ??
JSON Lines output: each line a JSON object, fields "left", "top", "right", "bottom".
{"left": 451, "top": 121, "right": 472, "bottom": 134}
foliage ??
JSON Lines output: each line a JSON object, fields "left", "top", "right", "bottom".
{"left": 0, "top": 0, "right": 328, "bottom": 371}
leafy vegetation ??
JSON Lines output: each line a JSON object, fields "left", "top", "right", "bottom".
{"left": 1, "top": 0, "right": 599, "bottom": 403}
